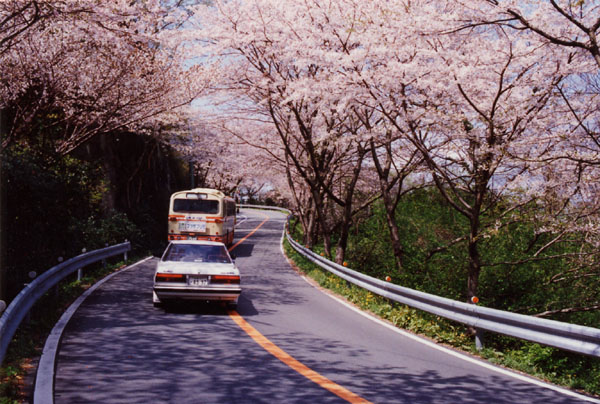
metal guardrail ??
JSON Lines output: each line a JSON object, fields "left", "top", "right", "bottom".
{"left": 0, "top": 242, "right": 131, "bottom": 365}
{"left": 239, "top": 204, "right": 600, "bottom": 358}
{"left": 238, "top": 204, "right": 290, "bottom": 213}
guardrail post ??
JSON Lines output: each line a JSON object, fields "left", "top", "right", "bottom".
{"left": 102, "top": 243, "right": 108, "bottom": 268}
{"left": 475, "top": 329, "right": 484, "bottom": 350}
{"left": 124, "top": 240, "right": 128, "bottom": 262}
{"left": 77, "top": 249, "right": 87, "bottom": 281}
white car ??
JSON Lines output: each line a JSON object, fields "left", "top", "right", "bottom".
{"left": 153, "top": 240, "right": 241, "bottom": 308}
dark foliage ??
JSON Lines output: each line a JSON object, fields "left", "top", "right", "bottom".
{"left": 0, "top": 133, "right": 189, "bottom": 302}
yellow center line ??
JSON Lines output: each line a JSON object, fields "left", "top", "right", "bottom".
{"left": 229, "top": 311, "right": 372, "bottom": 403}
{"left": 228, "top": 214, "right": 269, "bottom": 252}
{"left": 228, "top": 210, "right": 372, "bottom": 404}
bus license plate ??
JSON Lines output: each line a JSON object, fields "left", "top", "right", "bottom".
{"left": 179, "top": 221, "right": 206, "bottom": 232}
{"left": 188, "top": 276, "right": 208, "bottom": 286}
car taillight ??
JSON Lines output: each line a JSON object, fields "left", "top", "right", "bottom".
{"left": 211, "top": 275, "right": 240, "bottom": 284}
{"left": 155, "top": 273, "right": 186, "bottom": 282}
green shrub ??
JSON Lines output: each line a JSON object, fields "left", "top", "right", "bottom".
{"left": 0, "top": 145, "right": 144, "bottom": 301}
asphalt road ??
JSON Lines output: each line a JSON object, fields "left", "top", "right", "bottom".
{"left": 52, "top": 208, "right": 596, "bottom": 403}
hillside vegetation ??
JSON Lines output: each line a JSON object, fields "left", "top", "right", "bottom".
{"left": 343, "top": 189, "right": 599, "bottom": 328}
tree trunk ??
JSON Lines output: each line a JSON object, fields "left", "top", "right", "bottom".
{"left": 304, "top": 201, "right": 318, "bottom": 248}
{"left": 383, "top": 194, "right": 404, "bottom": 271}
{"left": 100, "top": 134, "right": 117, "bottom": 214}
{"left": 335, "top": 202, "right": 352, "bottom": 265}
{"left": 369, "top": 139, "right": 405, "bottom": 271}
{"left": 466, "top": 210, "right": 482, "bottom": 336}
{"left": 466, "top": 237, "right": 482, "bottom": 336}
{"left": 334, "top": 148, "right": 365, "bottom": 265}
{"left": 467, "top": 233, "right": 481, "bottom": 302}
{"left": 312, "top": 188, "right": 332, "bottom": 258}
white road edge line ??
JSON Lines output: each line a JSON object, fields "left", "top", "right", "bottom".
{"left": 33, "top": 256, "right": 154, "bottom": 404}
{"left": 235, "top": 215, "right": 248, "bottom": 227}
{"left": 278, "top": 228, "right": 600, "bottom": 404}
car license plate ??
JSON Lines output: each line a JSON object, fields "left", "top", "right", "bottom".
{"left": 188, "top": 276, "right": 208, "bottom": 286}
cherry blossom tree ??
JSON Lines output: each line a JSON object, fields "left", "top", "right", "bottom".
{"left": 187, "top": 0, "right": 599, "bottom": 314}
{"left": 448, "top": 1, "right": 600, "bottom": 309}
{"left": 367, "top": 126, "right": 428, "bottom": 271}
{"left": 349, "top": 1, "right": 588, "bottom": 303}
{"left": 0, "top": 1, "right": 72, "bottom": 55}
{"left": 457, "top": 0, "right": 600, "bottom": 69}
{"left": 190, "top": 0, "right": 383, "bottom": 263}
{"left": 0, "top": 0, "right": 213, "bottom": 154}
{"left": 169, "top": 116, "right": 283, "bottom": 199}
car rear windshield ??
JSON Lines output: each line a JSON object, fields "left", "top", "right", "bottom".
{"left": 163, "top": 244, "right": 232, "bottom": 264}
{"left": 173, "top": 198, "right": 219, "bottom": 214}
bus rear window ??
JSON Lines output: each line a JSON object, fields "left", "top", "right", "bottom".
{"left": 173, "top": 199, "right": 219, "bottom": 214}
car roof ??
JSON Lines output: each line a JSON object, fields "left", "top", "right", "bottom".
{"left": 168, "top": 240, "right": 226, "bottom": 247}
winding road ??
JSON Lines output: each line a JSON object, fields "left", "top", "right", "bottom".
{"left": 50, "top": 208, "right": 597, "bottom": 403}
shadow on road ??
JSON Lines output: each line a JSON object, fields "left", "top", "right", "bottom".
{"left": 52, "top": 212, "right": 593, "bottom": 404}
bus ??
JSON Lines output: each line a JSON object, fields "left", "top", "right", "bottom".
{"left": 167, "top": 188, "right": 237, "bottom": 245}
